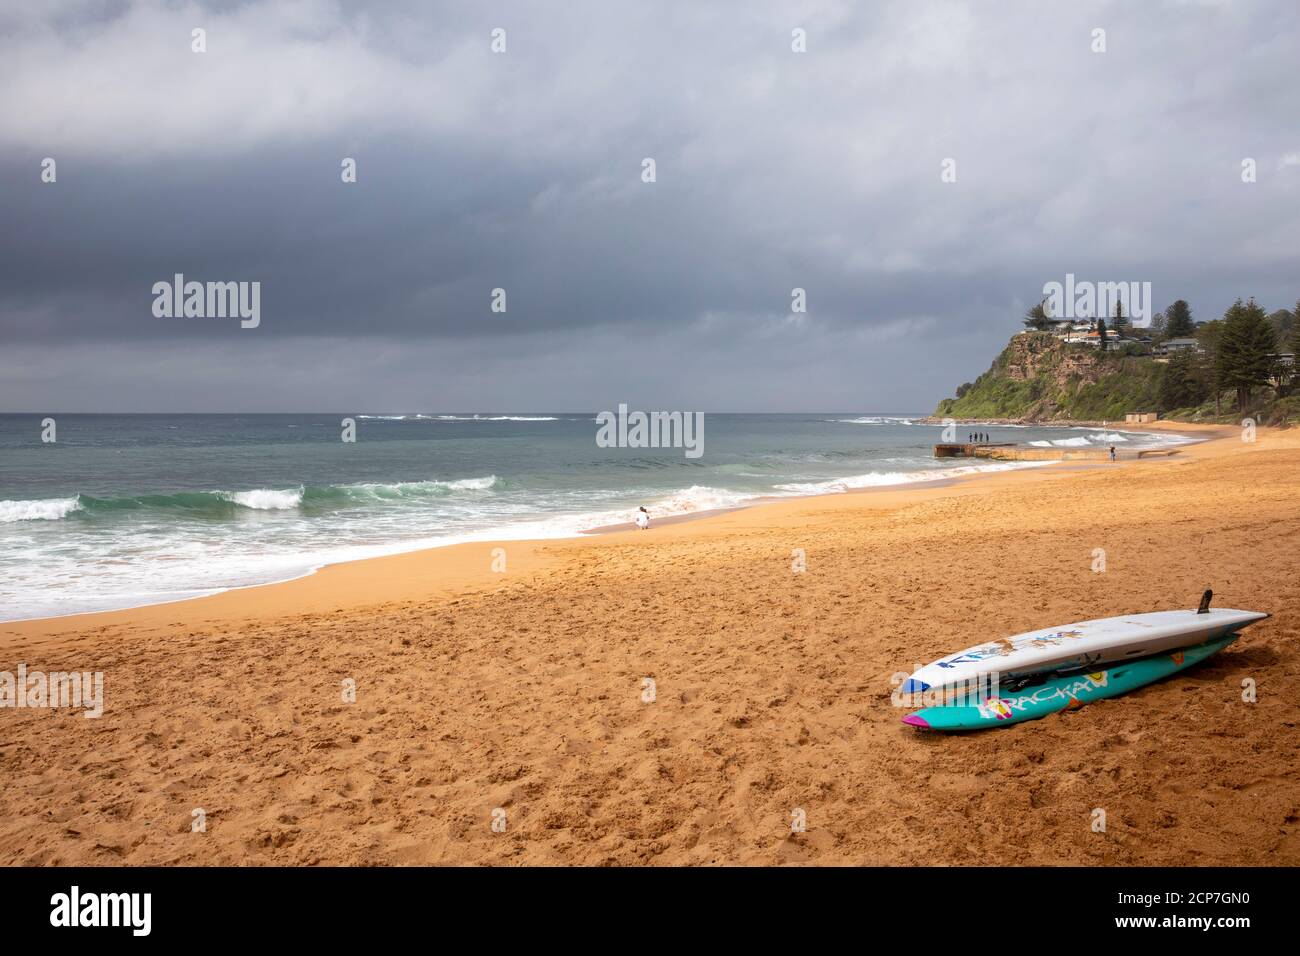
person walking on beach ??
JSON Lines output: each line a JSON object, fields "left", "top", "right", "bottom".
{"left": 635, "top": 506, "right": 650, "bottom": 530}
{"left": 1109, "top": 445, "right": 1117, "bottom": 462}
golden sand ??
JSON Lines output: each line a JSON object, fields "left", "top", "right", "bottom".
{"left": 2, "top": 422, "right": 1298, "bottom": 865}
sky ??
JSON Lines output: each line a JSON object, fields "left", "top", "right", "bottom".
{"left": 1, "top": 0, "right": 1297, "bottom": 412}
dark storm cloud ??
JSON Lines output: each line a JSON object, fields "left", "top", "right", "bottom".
{"left": 1, "top": 0, "right": 1298, "bottom": 410}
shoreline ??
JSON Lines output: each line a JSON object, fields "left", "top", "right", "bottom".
{"left": 2, "top": 421, "right": 1229, "bottom": 638}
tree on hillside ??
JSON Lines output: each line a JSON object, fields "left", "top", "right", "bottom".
{"left": 1284, "top": 305, "right": 1300, "bottom": 397}
{"left": 1196, "top": 319, "right": 1223, "bottom": 355}
{"left": 1112, "top": 300, "right": 1128, "bottom": 334}
{"left": 1022, "top": 298, "right": 1053, "bottom": 331}
{"left": 1159, "top": 349, "right": 1207, "bottom": 411}
{"left": 1149, "top": 310, "right": 1167, "bottom": 335}
{"left": 1195, "top": 319, "right": 1225, "bottom": 414}
{"left": 1164, "top": 299, "right": 1195, "bottom": 339}
{"left": 1276, "top": 355, "right": 1297, "bottom": 398}
{"left": 1267, "top": 309, "right": 1293, "bottom": 344}
{"left": 1272, "top": 302, "right": 1300, "bottom": 397}
{"left": 1216, "top": 298, "right": 1278, "bottom": 413}
{"left": 1097, "top": 316, "right": 1109, "bottom": 350}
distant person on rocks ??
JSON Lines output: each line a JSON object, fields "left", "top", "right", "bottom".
{"left": 635, "top": 506, "right": 650, "bottom": 530}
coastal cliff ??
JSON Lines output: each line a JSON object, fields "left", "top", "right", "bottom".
{"left": 932, "top": 332, "right": 1162, "bottom": 422}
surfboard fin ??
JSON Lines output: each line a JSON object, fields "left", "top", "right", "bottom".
{"left": 1197, "top": 589, "right": 1213, "bottom": 614}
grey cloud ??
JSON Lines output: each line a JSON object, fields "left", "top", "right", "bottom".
{"left": 1, "top": 0, "right": 1297, "bottom": 411}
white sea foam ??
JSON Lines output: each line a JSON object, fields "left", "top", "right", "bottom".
{"left": 438, "top": 476, "right": 498, "bottom": 490}
{"left": 0, "top": 497, "right": 83, "bottom": 523}
{"left": 829, "top": 416, "right": 919, "bottom": 425}
{"left": 434, "top": 415, "right": 558, "bottom": 421}
{"left": 645, "top": 484, "right": 756, "bottom": 516}
{"left": 1030, "top": 432, "right": 1134, "bottom": 448}
{"left": 343, "top": 476, "right": 498, "bottom": 496}
{"left": 220, "top": 488, "right": 304, "bottom": 510}
{"left": 771, "top": 461, "right": 1048, "bottom": 495}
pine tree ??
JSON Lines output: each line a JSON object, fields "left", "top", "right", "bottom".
{"left": 1164, "top": 299, "right": 1194, "bottom": 339}
{"left": 1216, "top": 298, "right": 1278, "bottom": 412}
{"left": 1022, "top": 299, "right": 1052, "bottom": 331}
{"left": 1112, "top": 300, "right": 1128, "bottom": 334}
{"left": 1097, "top": 317, "right": 1109, "bottom": 351}
{"left": 1159, "top": 349, "right": 1206, "bottom": 411}
{"left": 1196, "top": 319, "right": 1225, "bottom": 414}
{"left": 1280, "top": 301, "right": 1300, "bottom": 397}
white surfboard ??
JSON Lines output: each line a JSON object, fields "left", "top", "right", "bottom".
{"left": 901, "top": 604, "right": 1267, "bottom": 693}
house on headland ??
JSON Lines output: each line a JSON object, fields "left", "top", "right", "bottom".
{"left": 1153, "top": 337, "right": 1202, "bottom": 357}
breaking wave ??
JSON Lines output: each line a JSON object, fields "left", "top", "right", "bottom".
{"left": 0, "top": 497, "right": 84, "bottom": 523}
{"left": 7, "top": 477, "right": 500, "bottom": 520}
{"left": 1029, "top": 432, "right": 1130, "bottom": 448}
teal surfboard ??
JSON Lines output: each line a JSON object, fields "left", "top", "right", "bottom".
{"left": 901, "top": 635, "right": 1236, "bottom": 731}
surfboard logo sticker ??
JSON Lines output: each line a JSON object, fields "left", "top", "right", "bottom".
{"left": 995, "top": 673, "right": 1110, "bottom": 715}
{"left": 937, "top": 628, "right": 1087, "bottom": 667}
{"left": 1028, "top": 629, "right": 1085, "bottom": 648}
{"left": 1170, "top": 651, "right": 1185, "bottom": 665}
{"left": 978, "top": 697, "right": 1013, "bottom": 721}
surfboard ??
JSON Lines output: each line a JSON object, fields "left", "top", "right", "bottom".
{"left": 900, "top": 604, "right": 1265, "bottom": 694}
{"left": 901, "top": 634, "right": 1236, "bottom": 731}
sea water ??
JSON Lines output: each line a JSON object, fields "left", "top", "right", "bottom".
{"left": 0, "top": 413, "right": 1190, "bottom": 621}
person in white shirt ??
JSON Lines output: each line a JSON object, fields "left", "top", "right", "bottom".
{"left": 635, "top": 506, "right": 650, "bottom": 530}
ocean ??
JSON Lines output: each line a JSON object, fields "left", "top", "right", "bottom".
{"left": 0, "top": 413, "right": 1189, "bottom": 621}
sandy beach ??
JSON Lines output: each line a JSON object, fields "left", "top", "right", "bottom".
{"left": 2, "top": 421, "right": 1298, "bottom": 866}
